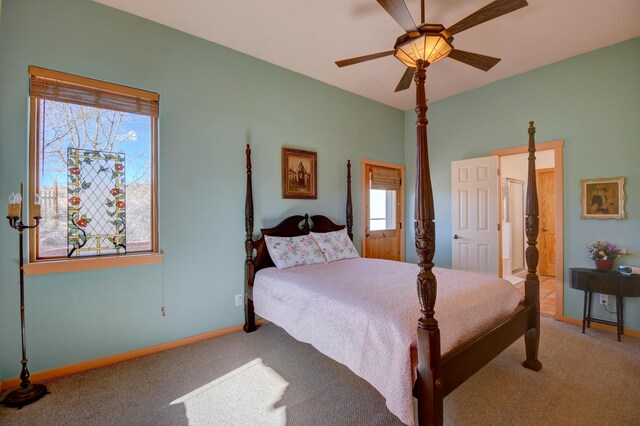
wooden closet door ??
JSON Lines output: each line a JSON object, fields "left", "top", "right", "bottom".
{"left": 537, "top": 168, "right": 556, "bottom": 276}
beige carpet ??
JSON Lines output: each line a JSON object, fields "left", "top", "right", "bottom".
{"left": 1, "top": 317, "right": 638, "bottom": 425}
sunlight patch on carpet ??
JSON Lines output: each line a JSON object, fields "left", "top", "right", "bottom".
{"left": 171, "top": 358, "right": 289, "bottom": 425}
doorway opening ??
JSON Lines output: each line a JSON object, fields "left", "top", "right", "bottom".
{"left": 493, "top": 141, "right": 564, "bottom": 319}
{"left": 361, "top": 159, "right": 404, "bottom": 261}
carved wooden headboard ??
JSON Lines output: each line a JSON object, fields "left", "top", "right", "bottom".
{"left": 242, "top": 145, "right": 353, "bottom": 332}
{"left": 253, "top": 214, "right": 347, "bottom": 273}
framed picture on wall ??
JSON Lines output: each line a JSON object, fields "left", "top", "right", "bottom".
{"left": 282, "top": 147, "right": 317, "bottom": 199}
{"left": 580, "top": 177, "right": 625, "bottom": 219}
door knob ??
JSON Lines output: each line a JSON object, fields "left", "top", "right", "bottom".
{"left": 453, "top": 234, "right": 460, "bottom": 239}
{"left": 542, "top": 227, "right": 549, "bottom": 232}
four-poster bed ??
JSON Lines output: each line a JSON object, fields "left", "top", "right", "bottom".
{"left": 243, "top": 122, "right": 541, "bottom": 425}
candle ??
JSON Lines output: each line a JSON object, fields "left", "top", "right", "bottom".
{"left": 7, "top": 193, "right": 21, "bottom": 218}
{"left": 33, "top": 193, "right": 42, "bottom": 218}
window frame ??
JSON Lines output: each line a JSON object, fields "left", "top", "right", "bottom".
{"left": 27, "top": 66, "right": 160, "bottom": 270}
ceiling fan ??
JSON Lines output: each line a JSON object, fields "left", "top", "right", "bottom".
{"left": 335, "top": 1, "right": 530, "bottom": 319}
{"left": 336, "top": 0, "right": 529, "bottom": 92}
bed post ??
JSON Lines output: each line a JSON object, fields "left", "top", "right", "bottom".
{"left": 244, "top": 144, "right": 257, "bottom": 333}
{"left": 346, "top": 160, "right": 353, "bottom": 241}
{"left": 522, "top": 122, "right": 542, "bottom": 370}
{"left": 413, "top": 60, "right": 443, "bottom": 426}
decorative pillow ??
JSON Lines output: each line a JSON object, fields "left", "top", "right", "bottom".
{"left": 264, "top": 235, "right": 327, "bottom": 269}
{"left": 310, "top": 229, "right": 360, "bottom": 263}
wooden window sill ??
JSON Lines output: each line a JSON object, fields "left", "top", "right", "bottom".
{"left": 23, "top": 253, "right": 164, "bottom": 276}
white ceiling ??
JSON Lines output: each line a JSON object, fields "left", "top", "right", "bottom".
{"left": 96, "top": 0, "right": 640, "bottom": 111}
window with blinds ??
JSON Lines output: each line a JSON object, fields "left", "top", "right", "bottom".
{"left": 28, "top": 66, "right": 159, "bottom": 260}
{"left": 370, "top": 167, "right": 401, "bottom": 190}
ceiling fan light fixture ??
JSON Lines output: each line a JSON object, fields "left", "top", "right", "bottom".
{"left": 394, "top": 34, "right": 453, "bottom": 68}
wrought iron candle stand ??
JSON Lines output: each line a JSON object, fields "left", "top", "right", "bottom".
{"left": 2, "top": 186, "right": 48, "bottom": 408}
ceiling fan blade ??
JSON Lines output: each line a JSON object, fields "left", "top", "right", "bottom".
{"left": 448, "top": 49, "right": 501, "bottom": 71}
{"left": 377, "top": 0, "right": 418, "bottom": 33}
{"left": 394, "top": 67, "right": 416, "bottom": 92}
{"left": 444, "top": 0, "right": 528, "bottom": 37}
{"left": 335, "top": 50, "right": 395, "bottom": 68}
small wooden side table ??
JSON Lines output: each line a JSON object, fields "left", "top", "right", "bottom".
{"left": 569, "top": 268, "right": 640, "bottom": 341}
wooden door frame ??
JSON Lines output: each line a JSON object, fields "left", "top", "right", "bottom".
{"left": 492, "top": 140, "right": 564, "bottom": 320}
{"left": 360, "top": 158, "right": 405, "bottom": 261}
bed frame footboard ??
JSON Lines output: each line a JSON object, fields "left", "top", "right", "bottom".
{"left": 413, "top": 117, "right": 542, "bottom": 425}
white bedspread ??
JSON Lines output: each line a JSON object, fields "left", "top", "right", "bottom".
{"left": 253, "top": 258, "right": 523, "bottom": 425}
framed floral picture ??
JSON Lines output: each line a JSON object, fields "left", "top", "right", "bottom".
{"left": 580, "top": 177, "right": 625, "bottom": 219}
{"left": 282, "top": 148, "right": 317, "bottom": 199}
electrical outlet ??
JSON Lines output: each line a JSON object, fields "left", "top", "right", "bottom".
{"left": 235, "top": 294, "right": 243, "bottom": 307}
{"left": 600, "top": 294, "right": 608, "bottom": 306}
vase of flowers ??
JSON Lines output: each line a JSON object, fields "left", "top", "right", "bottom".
{"left": 583, "top": 241, "right": 628, "bottom": 271}
{"left": 594, "top": 258, "right": 614, "bottom": 271}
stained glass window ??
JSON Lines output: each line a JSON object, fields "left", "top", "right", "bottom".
{"left": 67, "top": 149, "right": 127, "bottom": 257}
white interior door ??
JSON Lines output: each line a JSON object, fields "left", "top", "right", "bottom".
{"left": 451, "top": 156, "right": 499, "bottom": 276}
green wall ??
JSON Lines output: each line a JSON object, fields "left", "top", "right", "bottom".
{"left": 0, "top": 0, "right": 404, "bottom": 379}
{"left": 2, "top": 0, "right": 637, "bottom": 382}
{"left": 404, "top": 38, "right": 640, "bottom": 329}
